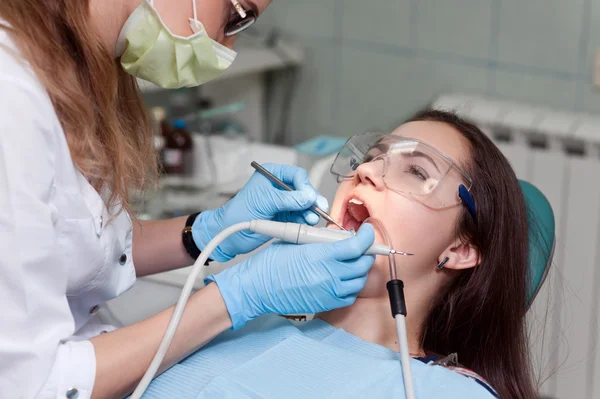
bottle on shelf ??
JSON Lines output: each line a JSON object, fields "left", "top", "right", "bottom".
{"left": 150, "top": 107, "right": 168, "bottom": 171}
{"left": 163, "top": 119, "right": 193, "bottom": 176}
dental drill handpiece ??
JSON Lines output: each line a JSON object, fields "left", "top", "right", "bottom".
{"left": 249, "top": 220, "right": 414, "bottom": 256}
{"left": 250, "top": 161, "right": 347, "bottom": 231}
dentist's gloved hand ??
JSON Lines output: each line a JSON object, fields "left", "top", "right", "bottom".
{"left": 192, "top": 163, "right": 328, "bottom": 262}
{"left": 206, "top": 224, "right": 375, "bottom": 330}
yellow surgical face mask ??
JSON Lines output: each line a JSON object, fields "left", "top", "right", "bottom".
{"left": 115, "top": 0, "right": 237, "bottom": 89}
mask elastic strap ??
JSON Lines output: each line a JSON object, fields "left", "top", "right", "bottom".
{"left": 192, "top": 0, "right": 198, "bottom": 22}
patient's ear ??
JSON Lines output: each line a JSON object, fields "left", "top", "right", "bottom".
{"left": 438, "top": 238, "right": 480, "bottom": 271}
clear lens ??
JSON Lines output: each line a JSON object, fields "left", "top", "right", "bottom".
{"left": 384, "top": 141, "right": 450, "bottom": 194}
{"left": 330, "top": 132, "right": 473, "bottom": 209}
{"left": 330, "top": 132, "right": 389, "bottom": 179}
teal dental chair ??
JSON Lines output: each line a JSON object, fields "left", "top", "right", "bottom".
{"left": 520, "top": 180, "right": 556, "bottom": 308}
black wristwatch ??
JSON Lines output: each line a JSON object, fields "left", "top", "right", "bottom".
{"left": 182, "top": 212, "right": 210, "bottom": 264}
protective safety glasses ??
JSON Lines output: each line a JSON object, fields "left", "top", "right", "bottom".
{"left": 225, "top": 0, "right": 258, "bottom": 37}
{"left": 330, "top": 132, "right": 477, "bottom": 222}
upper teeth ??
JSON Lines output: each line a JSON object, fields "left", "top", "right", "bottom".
{"left": 349, "top": 198, "right": 364, "bottom": 205}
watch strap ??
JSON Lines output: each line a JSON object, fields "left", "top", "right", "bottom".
{"left": 182, "top": 212, "right": 210, "bottom": 265}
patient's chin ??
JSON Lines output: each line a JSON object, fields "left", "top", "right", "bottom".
{"left": 358, "top": 283, "right": 388, "bottom": 299}
{"left": 358, "top": 263, "right": 390, "bottom": 298}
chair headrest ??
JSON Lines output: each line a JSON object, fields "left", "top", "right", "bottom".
{"left": 519, "top": 180, "right": 556, "bottom": 308}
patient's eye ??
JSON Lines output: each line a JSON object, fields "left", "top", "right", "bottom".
{"left": 349, "top": 157, "right": 361, "bottom": 171}
{"left": 406, "top": 164, "right": 428, "bottom": 181}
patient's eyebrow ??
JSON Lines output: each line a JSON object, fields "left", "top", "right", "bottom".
{"left": 404, "top": 150, "right": 441, "bottom": 173}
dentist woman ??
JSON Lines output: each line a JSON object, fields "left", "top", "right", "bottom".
{"left": 0, "top": 1, "right": 375, "bottom": 398}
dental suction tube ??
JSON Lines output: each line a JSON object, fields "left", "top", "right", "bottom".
{"left": 132, "top": 222, "right": 252, "bottom": 398}
{"left": 365, "top": 217, "right": 415, "bottom": 399}
{"left": 132, "top": 220, "right": 411, "bottom": 398}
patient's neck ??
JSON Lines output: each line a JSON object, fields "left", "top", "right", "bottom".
{"left": 316, "top": 287, "right": 431, "bottom": 355}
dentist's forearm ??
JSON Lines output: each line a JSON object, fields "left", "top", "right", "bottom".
{"left": 90, "top": 283, "right": 231, "bottom": 399}
{"left": 132, "top": 217, "right": 194, "bottom": 276}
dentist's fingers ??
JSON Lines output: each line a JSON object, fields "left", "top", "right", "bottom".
{"left": 263, "top": 163, "right": 329, "bottom": 213}
{"left": 338, "top": 255, "right": 376, "bottom": 281}
{"left": 327, "top": 223, "right": 375, "bottom": 261}
{"left": 335, "top": 275, "right": 369, "bottom": 298}
{"left": 262, "top": 163, "right": 310, "bottom": 192}
{"left": 265, "top": 185, "right": 317, "bottom": 215}
{"left": 314, "top": 194, "right": 329, "bottom": 213}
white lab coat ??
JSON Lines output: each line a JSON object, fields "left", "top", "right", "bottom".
{"left": 0, "top": 29, "right": 136, "bottom": 398}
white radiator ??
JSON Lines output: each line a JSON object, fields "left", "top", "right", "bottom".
{"left": 433, "top": 94, "right": 600, "bottom": 399}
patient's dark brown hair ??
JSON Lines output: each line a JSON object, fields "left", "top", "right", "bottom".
{"left": 408, "top": 109, "right": 536, "bottom": 399}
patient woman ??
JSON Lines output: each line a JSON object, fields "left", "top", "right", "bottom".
{"left": 141, "top": 109, "right": 536, "bottom": 399}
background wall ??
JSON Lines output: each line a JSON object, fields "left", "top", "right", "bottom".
{"left": 255, "top": 0, "right": 600, "bottom": 144}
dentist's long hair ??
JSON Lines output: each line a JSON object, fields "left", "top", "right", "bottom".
{"left": 0, "top": 0, "right": 157, "bottom": 217}
{"left": 409, "top": 110, "right": 537, "bottom": 399}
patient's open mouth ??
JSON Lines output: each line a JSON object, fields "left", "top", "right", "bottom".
{"left": 344, "top": 198, "right": 371, "bottom": 231}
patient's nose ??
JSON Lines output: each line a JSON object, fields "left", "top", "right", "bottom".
{"left": 355, "top": 160, "right": 385, "bottom": 191}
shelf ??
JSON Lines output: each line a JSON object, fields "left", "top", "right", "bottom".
{"left": 138, "top": 41, "right": 304, "bottom": 93}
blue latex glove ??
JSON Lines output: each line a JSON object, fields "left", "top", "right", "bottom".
{"left": 205, "top": 224, "right": 376, "bottom": 330}
{"left": 192, "top": 163, "right": 328, "bottom": 262}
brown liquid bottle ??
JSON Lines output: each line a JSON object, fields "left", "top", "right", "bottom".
{"left": 163, "top": 119, "right": 193, "bottom": 176}
{"left": 150, "top": 107, "right": 169, "bottom": 172}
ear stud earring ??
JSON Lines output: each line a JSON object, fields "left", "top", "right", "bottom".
{"left": 437, "top": 257, "right": 450, "bottom": 270}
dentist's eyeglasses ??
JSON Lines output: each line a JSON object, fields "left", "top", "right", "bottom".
{"left": 225, "top": 0, "right": 258, "bottom": 36}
